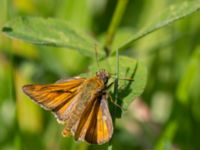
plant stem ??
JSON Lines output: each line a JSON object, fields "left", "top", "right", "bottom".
{"left": 113, "top": 48, "right": 119, "bottom": 124}
{"left": 104, "top": 0, "right": 128, "bottom": 56}
{"left": 70, "top": 141, "right": 78, "bottom": 150}
{"left": 108, "top": 49, "right": 119, "bottom": 150}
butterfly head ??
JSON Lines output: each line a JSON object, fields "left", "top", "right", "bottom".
{"left": 96, "top": 70, "right": 110, "bottom": 84}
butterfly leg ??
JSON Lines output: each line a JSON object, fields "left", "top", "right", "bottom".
{"left": 105, "top": 82, "right": 125, "bottom": 110}
{"left": 62, "top": 127, "right": 72, "bottom": 137}
{"left": 108, "top": 94, "right": 125, "bottom": 111}
{"left": 106, "top": 82, "right": 114, "bottom": 90}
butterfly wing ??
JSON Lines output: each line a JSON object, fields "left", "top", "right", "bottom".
{"left": 74, "top": 93, "right": 113, "bottom": 144}
{"left": 22, "top": 77, "right": 85, "bottom": 122}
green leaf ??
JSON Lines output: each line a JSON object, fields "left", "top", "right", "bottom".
{"left": 176, "top": 47, "right": 200, "bottom": 105}
{"left": 119, "top": 0, "right": 200, "bottom": 50}
{"left": 88, "top": 56, "right": 147, "bottom": 110}
{"left": 154, "top": 120, "right": 178, "bottom": 150}
{"left": 2, "top": 16, "right": 104, "bottom": 57}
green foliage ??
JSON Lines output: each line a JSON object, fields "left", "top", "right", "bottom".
{"left": 2, "top": 17, "right": 104, "bottom": 57}
{"left": 119, "top": 0, "right": 200, "bottom": 50}
{"left": 176, "top": 47, "right": 200, "bottom": 105}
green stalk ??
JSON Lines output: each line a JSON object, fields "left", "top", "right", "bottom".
{"left": 108, "top": 49, "right": 119, "bottom": 150}
{"left": 70, "top": 141, "right": 78, "bottom": 150}
{"left": 104, "top": 0, "right": 129, "bottom": 56}
{"left": 113, "top": 48, "right": 119, "bottom": 124}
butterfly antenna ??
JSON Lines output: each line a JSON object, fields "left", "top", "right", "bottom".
{"left": 94, "top": 44, "right": 100, "bottom": 69}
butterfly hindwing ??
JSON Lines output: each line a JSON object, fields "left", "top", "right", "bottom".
{"left": 74, "top": 93, "right": 113, "bottom": 144}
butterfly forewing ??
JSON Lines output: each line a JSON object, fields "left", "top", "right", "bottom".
{"left": 22, "top": 77, "right": 85, "bottom": 121}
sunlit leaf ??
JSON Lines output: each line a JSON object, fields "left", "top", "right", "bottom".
{"left": 119, "top": 0, "right": 200, "bottom": 50}
{"left": 2, "top": 16, "right": 104, "bottom": 57}
{"left": 88, "top": 56, "right": 147, "bottom": 110}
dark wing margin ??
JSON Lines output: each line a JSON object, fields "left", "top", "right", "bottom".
{"left": 22, "top": 77, "right": 85, "bottom": 122}
{"left": 74, "top": 94, "right": 113, "bottom": 144}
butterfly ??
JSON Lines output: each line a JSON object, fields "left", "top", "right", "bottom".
{"left": 22, "top": 69, "right": 113, "bottom": 144}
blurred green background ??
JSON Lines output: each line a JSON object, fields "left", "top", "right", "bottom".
{"left": 0, "top": 0, "right": 200, "bottom": 150}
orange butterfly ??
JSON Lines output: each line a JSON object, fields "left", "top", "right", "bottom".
{"left": 22, "top": 69, "right": 113, "bottom": 144}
